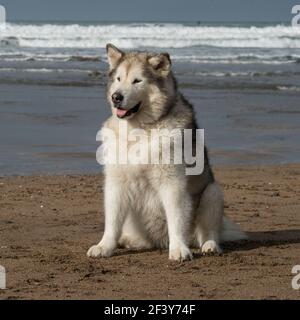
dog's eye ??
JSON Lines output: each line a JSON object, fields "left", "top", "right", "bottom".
{"left": 117, "top": 77, "right": 121, "bottom": 82}
{"left": 132, "top": 79, "right": 142, "bottom": 84}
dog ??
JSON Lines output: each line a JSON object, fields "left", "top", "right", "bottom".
{"left": 87, "top": 44, "right": 247, "bottom": 261}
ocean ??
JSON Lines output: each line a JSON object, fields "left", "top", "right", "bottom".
{"left": 0, "top": 22, "right": 300, "bottom": 175}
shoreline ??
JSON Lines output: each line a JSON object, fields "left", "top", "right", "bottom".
{"left": 0, "top": 164, "right": 299, "bottom": 299}
{"left": 0, "top": 162, "right": 299, "bottom": 178}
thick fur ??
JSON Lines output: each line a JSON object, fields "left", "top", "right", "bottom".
{"left": 87, "top": 44, "right": 247, "bottom": 261}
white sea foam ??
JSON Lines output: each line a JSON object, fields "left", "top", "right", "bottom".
{"left": 277, "top": 85, "right": 300, "bottom": 92}
{"left": 174, "top": 55, "right": 300, "bottom": 64}
{"left": 0, "top": 52, "right": 72, "bottom": 61}
{"left": 1, "top": 52, "right": 298, "bottom": 65}
{"left": 0, "top": 67, "right": 91, "bottom": 73}
{"left": 1, "top": 23, "right": 300, "bottom": 49}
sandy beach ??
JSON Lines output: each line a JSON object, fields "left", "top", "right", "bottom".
{"left": 0, "top": 164, "right": 299, "bottom": 300}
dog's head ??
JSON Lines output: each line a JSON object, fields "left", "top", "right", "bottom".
{"left": 106, "top": 44, "right": 176, "bottom": 123}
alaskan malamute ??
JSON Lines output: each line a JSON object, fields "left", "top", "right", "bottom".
{"left": 87, "top": 44, "right": 246, "bottom": 261}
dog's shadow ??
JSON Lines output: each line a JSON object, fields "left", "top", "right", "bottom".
{"left": 222, "top": 229, "right": 300, "bottom": 253}
{"left": 113, "top": 229, "right": 300, "bottom": 258}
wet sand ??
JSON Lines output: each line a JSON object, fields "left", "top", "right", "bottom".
{"left": 0, "top": 164, "right": 300, "bottom": 300}
{"left": 1, "top": 82, "right": 300, "bottom": 176}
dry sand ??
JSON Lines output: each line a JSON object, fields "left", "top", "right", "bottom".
{"left": 0, "top": 164, "right": 300, "bottom": 300}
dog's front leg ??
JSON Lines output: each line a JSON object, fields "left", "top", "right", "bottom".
{"left": 159, "top": 182, "right": 193, "bottom": 261}
{"left": 87, "top": 176, "right": 127, "bottom": 258}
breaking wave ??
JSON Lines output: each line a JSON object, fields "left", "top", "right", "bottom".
{"left": 277, "top": 85, "right": 300, "bottom": 92}
{"left": 1, "top": 23, "right": 300, "bottom": 49}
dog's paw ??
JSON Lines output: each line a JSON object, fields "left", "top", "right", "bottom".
{"left": 169, "top": 244, "right": 193, "bottom": 262}
{"left": 87, "top": 244, "right": 114, "bottom": 258}
{"left": 201, "top": 240, "right": 222, "bottom": 255}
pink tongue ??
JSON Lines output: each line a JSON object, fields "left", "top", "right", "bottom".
{"left": 116, "top": 108, "right": 128, "bottom": 117}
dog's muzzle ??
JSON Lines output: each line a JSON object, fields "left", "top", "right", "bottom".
{"left": 115, "top": 102, "right": 141, "bottom": 119}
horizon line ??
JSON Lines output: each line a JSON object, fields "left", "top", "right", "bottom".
{"left": 5, "top": 19, "right": 291, "bottom": 24}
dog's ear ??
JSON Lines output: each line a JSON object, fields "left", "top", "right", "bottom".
{"left": 148, "top": 53, "right": 171, "bottom": 77}
{"left": 106, "top": 43, "right": 124, "bottom": 69}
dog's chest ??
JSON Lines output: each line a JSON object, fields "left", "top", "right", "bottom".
{"left": 131, "top": 179, "right": 168, "bottom": 247}
{"left": 116, "top": 169, "right": 169, "bottom": 247}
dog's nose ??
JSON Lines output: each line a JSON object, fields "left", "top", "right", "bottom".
{"left": 112, "top": 92, "right": 124, "bottom": 104}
